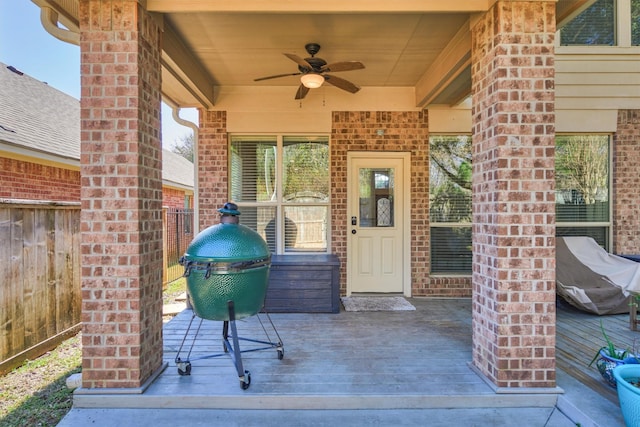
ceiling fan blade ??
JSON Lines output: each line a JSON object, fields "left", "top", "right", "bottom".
{"left": 320, "top": 61, "right": 365, "bottom": 73}
{"left": 324, "top": 74, "right": 361, "bottom": 93}
{"left": 295, "top": 84, "right": 310, "bottom": 100}
{"left": 254, "top": 72, "right": 301, "bottom": 82}
{"left": 284, "top": 53, "right": 313, "bottom": 70}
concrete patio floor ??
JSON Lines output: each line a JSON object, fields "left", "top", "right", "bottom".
{"left": 58, "top": 298, "right": 628, "bottom": 426}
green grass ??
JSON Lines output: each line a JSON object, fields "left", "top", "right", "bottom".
{"left": 163, "top": 277, "right": 186, "bottom": 305}
{"left": 166, "top": 277, "right": 186, "bottom": 295}
{"left": 1, "top": 283, "right": 183, "bottom": 426}
{"left": 0, "top": 335, "right": 81, "bottom": 427}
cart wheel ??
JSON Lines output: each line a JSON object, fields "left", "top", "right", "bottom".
{"left": 177, "top": 362, "right": 192, "bottom": 376}
{"left": 240, "top": 371, "right": 251, "bottom": 390}
{"left": 277, "top": 348, "right": 284, "bottom": 360}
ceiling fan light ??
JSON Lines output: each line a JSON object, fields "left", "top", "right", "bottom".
{"left": 301, "top": 73, "right": 324, "bottom": 89}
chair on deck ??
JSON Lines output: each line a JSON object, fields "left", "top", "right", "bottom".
{"left": 556, "top": 236, "right": 640, "bottom": 315}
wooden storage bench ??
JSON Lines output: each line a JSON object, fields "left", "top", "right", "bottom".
{"left": 264, "top": 254, "right": 340, "bottom": 313}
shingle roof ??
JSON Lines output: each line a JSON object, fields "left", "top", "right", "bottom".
{"left": 162, "top": 149, "right": 194, "bottom": 188}
{"left": 0, "top": 62, "right": 194, "bottom": 188}
{"left": 0, "top": 62, "right": 79, "bottom": 160}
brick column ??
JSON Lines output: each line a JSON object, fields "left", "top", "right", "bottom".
{"left": 79, "top": 0, "right": 164, "bottom": 388}
{"left": 197, "top": 111, "right": 228, "bottom": 230}
{"left": 613, "top": 110, "right": 640, "bottom": 254}
{"left": 470, "top": 1, "right": 557, "bottom": 388}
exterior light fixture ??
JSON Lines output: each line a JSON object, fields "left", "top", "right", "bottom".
{"left": 301, "top": 73, "right": 324, "bottom": 89}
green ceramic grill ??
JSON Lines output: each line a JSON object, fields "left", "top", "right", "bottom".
{"left": 180, "top": 203, "right": 272, "bottom": 321}
{"left": 176, "top": 203, "right": 283, "bottom": 390}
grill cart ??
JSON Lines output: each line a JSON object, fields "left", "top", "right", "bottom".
{"left": 175, "top": 203, "right": 283, "bottom": 390}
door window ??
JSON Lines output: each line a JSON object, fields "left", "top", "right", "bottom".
{"left": 358, "top": 168, "right": 394, "bottom": 228}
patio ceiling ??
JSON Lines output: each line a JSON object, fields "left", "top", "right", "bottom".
{"left": 34, "top": 0, "right": 595, "bottom": 110}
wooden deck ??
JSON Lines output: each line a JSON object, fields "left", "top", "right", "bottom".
{"left": 556, "top": 298, "right": 639, "bottom": 404}
{"left": 73, "top": 297, "right": 637, "bottom": 423}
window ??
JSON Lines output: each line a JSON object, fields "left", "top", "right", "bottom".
{"left": 429, "top": 134, "right": 611, "bottom": 273}
{"left": 560, "top": 0, "right": 615, "bottom": 45}
{"left": 184, "top": 195, "right": 193, "bottom": 234}
{"left": 555, "top": 135, "right": 611, "bottom": 248}
{"left": 230, "top": 135, "right": 329, "bottom": 254}
{"left": 429, "top": 135, "right": 472, "bottom": 274}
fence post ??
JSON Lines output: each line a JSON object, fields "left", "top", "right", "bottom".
{"left": 162, "top": 206, "right": 168, "bottom": 288}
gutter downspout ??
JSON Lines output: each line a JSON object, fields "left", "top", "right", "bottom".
{"left": 39, "top": 6, "right": 79, "bottom": 45}
{"left": 168, "top": 104, "right": 200, "bottom": 233}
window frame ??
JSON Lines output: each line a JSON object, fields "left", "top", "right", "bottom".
{"left": 559, "top": 0, "right": 617, "bottom": 46}
{"left": 428, "top": 134, "right": 473, "bottom": 276}
{"left": 558, "top": 0, "right": 640, "bottom": 50}
{"left": 555, "top": 133, "right": 613, "bottom": 250}
{"left": 228, "top": 134, "right": 331, "bottom": 255}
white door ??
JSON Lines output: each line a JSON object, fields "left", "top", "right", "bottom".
{"left": 347, "top": 152, "right": 410, "bottom": 295}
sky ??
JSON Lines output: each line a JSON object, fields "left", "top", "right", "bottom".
{"left": 0, "top": 0, "right": 197, "bottom": 150}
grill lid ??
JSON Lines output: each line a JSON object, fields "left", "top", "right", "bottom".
{"left": 181, "top": 202, "right": 271, "bottom": 265}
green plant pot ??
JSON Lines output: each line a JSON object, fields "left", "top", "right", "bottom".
{"left": 613, "top": 364, "right": 640, "bottom": 427}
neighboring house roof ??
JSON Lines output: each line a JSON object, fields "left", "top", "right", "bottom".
{"left": 162, "top": 149, "right": 194, "bottom": 190}
{"left": 0, "top": 62, "right": 194, "bottom": 190}
{"left": 0, "top": 61, "right": 79, "bottom": 162}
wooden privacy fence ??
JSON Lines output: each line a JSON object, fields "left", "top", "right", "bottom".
{"left": 0, "top": 201, "right": 193, "bottom": 373}
{"left": 0, "top": 199, "right": 81, "bottom": 374}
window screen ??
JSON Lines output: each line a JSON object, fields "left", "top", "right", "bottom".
{"left": 560, "top": 0, "right": 616, "bottom": 45}
{"left": 633, "top": 0, "right": 640, "bottom": 45}
{"left": 230, "top": 137, "right": 277, "bottom": 202}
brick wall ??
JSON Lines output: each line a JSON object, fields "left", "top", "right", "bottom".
{"left": 470, "top": 1, "right": 557, "bottom": 388}
{"left": 79, "top": 0, "right": 164, "bottom": 389}
{"left": 197, "top": 111, "right": 228, "bottom": 230}
{"left": 0, "top": 158, "right": 79, "bottom": 201}
{"left": 330, "top": 111, "right": 430, "bottom": 296}
{"left": 0, "top": 156, "right": 187, "bottom": 208}
{"left": 428, "top": 276, "right": 472, "bottom": 297}
{"left": 613, "top": 110, "right": 640, "bottom": 254}
{"left": 195, "top": 110, "right": 471, "bottom": 297}
{"left": 163, "top": 187, "right": 190, "bottom": 209}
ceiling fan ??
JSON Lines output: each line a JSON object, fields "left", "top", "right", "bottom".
{"left": 254, "top": 43, "right": 365, "bottom": 100}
